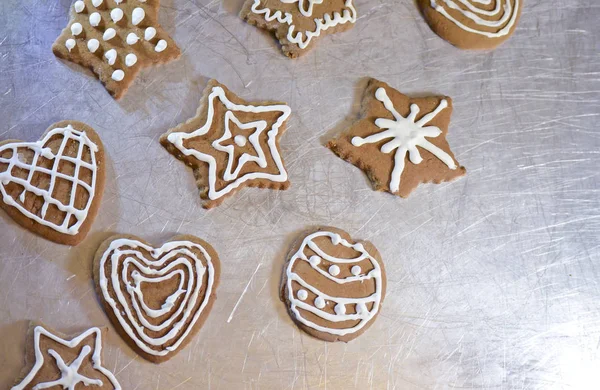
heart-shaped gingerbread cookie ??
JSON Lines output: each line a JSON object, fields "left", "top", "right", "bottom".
{"left": 0, "top": 120, "right": 105, "bottom": 245}
{"left": 93, "top": 234, "right": 221, "bottom": 363}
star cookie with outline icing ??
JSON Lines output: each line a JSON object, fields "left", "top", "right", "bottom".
{"left": 328, "top": 78, "right": 466, "bottom": 198}
{"left": 241, "top": 0, "right": 357, "bottom": 58}
{"left": 12, "top": 323, "right": 121, "bottom": 390}
{"left": 53, "top": 0, "right": 180, "bottom": 99}
{"left": 160, "top": 79, "right": 291, "bottom": 208}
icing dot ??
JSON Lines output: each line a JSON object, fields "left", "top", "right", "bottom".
{"left": 65, "top": 39, "right": 76, "bottom": 52}
{"left": 103, "top": 28, "right": 116, "bottom": 41}
{"left": 331, "top": 234, "right": 341, "bottom": 245}
{"left": 132, "top": 7, "right": 145, "bottom": 26}
{"left": 328, "top": 265, "right": 340, "bottom": 276}
{"left": 74, "top": 1, "right": 85, "bottom": 13}
{"left": 309, "top": 256, "right": 321, "bottom": 266}
{"left": 314, "top": 296, "right": 326, "bottom": 309}
{"left": 234, "top": 135, "right": 247, "bottom": 147}
{"left": 155, "top": 39, "right": 167, "bottom": 52}
{"left": 125, "top": 53, "right": 137, "bottom": 67}
{"left": 111, "top": 69, "right": 125, "bottom": 81}
{"left": 114, "top": 0, "right": 122, "bottom": 3}
{"left": 126, "top": 33, "right": 139, "bottom": 45}
{"left": 87, "top": 39, "right": 99, "bottom": 53}
{"left": 354, "top": 243, "right": 365, "bottom": 252}
{"left": 89, "top": 12, "right": 101, "bottom": 27}
{"left": 104, "top": 49, "right": 117, "bottom": 65}
{"left": 356, "top": 302, "right": 367, "bottom": 315}
{"left": 92, "top": 0, "right": 103, "bottom": 7}
{"left": 334, "top": 303, "right": 346, "bottom": 315}
{"left": 70, "top": 22, "right": 83, "bottom": 36}
{"left": 297, "top": 289, "right": 308, "bottom": 301}
{"left": 351, "top": 265, "right": 361, "bottom": 276}
{"left": 111, "top": 8, "right": 124, "bottom": 23}
{"left": 144, "top": 27, "right": 156, "bottom": 41}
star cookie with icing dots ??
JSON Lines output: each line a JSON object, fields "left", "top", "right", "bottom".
{"left": 160, "top": 80, "right": 291, "bottom": 208}
{"left": 11, "top": 323, "right": 121, "bottom": 390}
{"left": 53, "top": 0, "right": 180, "bottom": 99}
{"left": 240, "top": 0, "right": 357, "bottom": 58}
{"left": 328, "top": 78, "right": 466, "bottom": 198}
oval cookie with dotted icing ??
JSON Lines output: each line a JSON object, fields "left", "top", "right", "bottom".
{"left": 418, "top": 0, "right": 522, "bottom": 50}
{"left": 0, "top": 120, "right": 105, "bottom": 245}
{"left": 93, "top": 234, "right": 221, "bottom": 363}
{"left": 281, "top": 227, "right": 386, "bottom": 342}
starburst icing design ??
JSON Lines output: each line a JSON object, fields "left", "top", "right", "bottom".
{"left": 12, "top": 326, "right": 121, "bottom": 390}
{"left": 161, "top": 80, "right": 291, "bottom": 208}
{"left": 352, "top": 87, "right": 457, "bottom": 193}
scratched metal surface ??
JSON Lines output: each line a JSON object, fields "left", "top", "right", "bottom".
{"left": 1, "top": 0, "right": 599, "bottom": 388}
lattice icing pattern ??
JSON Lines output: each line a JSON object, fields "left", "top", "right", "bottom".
{"left": 285, "top": 231, "right": 384, "bottom": 337}
{"left": 54, "top": 0, "right": 179, "bottom": 99}
{"left": 0, "top": 125, "right": 99, "bottom": 235}
{"left": 429, "top": 0, "right": 520, "bottom": 38}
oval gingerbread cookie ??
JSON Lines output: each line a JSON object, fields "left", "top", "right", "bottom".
{"left": 418, "top": 0, "right": 522, "bottom": 49}
{"left": 281, "top": 227, "right": 386, "bottom": 342}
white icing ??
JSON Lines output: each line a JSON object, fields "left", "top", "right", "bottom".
{"left": 125, "top": 53, "right": 137, "bottom": 67}
{"left": 111, "top": 69, "right": 125, "bottom": 81}
{"left": 132, "top": 7, "right": 145, "bottom": 26}
{"left": 65, "top": 39, "right": 76, "bottom": 52}
{"left": 285, "top": 231, "right": 384, "bottom": 336}
{"left": 71, "top": 22, "right": 83, "bottom": 36}
{"left": 297, "top": 289, "right": 308, "bottom": 300}
{"left": 103, "top": 28, "right": 116, "bottom": 41}
{"left": 144, "top": 26, "right": 156, "bottom": 40}
{"left": 166, "top": 86, "right": 290, "bottom": 201}
{"left": 351, "top": 87, "right": 456, "bottom": 193}
{"left": 0, "top": 125, "right": 98, "bottom": 235}
{"left": 74, "top": 1, "right": 85, "bottom": 13}
{"left": 328, "top": 264, "right": 340, "bottom": 276}
{"left": 250, "top": 0, "right": 357, "bottom": 50}
{"left": 92, "top": 0, "right": 103, "bottom": 7}
{"left": 11, "top": 326, "right": 121, "bottom": 390}
{"left": 234, "top": 135, "right": 247, "bottom": 147}
{"left": 111, "top": 8, "right": 124, "bottom": 23}
{"left": 309, "top": 255, "right": 321, "bottom": 266}
{"left": 104, "top": 49, "right": 117, "bottom": 65}
{"left": 430, "top": 0, "right": 520, "bottom": 38}
{"left": 97, "top": 239, "right": 216, "bottom": 357}
{"left": 351, "top": 265, "right": 361, "bottom": 276}
{"left": 89, "top": 12, "right": 101, "bottom": 27}
{"left": 155, "top": 39, "right": 167, "bottom": 52}
{"left": 126, "top": 33, "right": 139, "bottom": 45}
{"left": 87, "top": 38, "right": 100, "bottom": 53}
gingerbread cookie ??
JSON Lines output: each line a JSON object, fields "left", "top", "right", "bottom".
{"left": 418, "top": 0, "right": 522, "bottom": 49}
{"left": 241, "top": 0, "right": 357, "bottom": 58}
{"left": 281, "top": 227, "right": 386, "bottom": 342}
{"left": 328, "top": 78, "right": 465, "bottom": 198}
{"left": 53, "top": 0, "right": 180, "bottom": 99}
{"left": 0, "top": 120, "right": 106, "bottom": 245}
{"left": 93, "top": 234, "right": 220, "bottom": 363}
{"left": 12, "top": 323, "right": 121, "bottom": 390}
{"left": 160, "top": 80, "right": 291, "bottom": 208}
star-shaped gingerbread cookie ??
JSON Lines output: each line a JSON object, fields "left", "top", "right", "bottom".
{"left": 328, "top": 78, "right": 466, "bottom": 198}
{"left": 53, "top": 0, "right": 180, "bottom": 99}
{"left": 12, "top": 323, "right": 120, "bottom": 390}
{"left": 241, "top": 0, "right": 357, "bottom": 58}
{"left": 160, "top": 80, "right": 291, "bottom": 208}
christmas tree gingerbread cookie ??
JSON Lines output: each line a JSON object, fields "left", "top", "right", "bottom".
{"left": 93, "top": 234, "right": 221, "bottom": 363}
{"left": 418, "top": 0, "right": 522, "bottom": 50}
{"left": 11, "top": 323, "right": 121, "bottom": 390}
{"left": 160, "top": 79, "right": 291, "bottom": 208}
{"left": 281, "top": 227, "right": 386, "bottom": 342}
{"left": 53, "top": 0, "right": 180, "bottom": 99}
{"left": 328, "top": 78, "right": 466, "bottom": 198}
{"left": 241, "top": 0, "right": 357, "bottom": 58}
{"left": 0, "top": 120, "right": 106, "bottom": 245}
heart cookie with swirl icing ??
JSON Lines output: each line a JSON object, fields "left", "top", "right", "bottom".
{"left": 93, "top": 234, "right": 221, "bottom": 363}
{"left": 0, "top": 120, "right": 105, "bottom": 245}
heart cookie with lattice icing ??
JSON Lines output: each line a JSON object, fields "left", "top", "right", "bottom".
{"left": 52, "top": 0, "right": 180, "bottom": 99}
{"left": 0, "top": 121, "right": 106, "bottom": 245}
{"left": 93, "top": 234, "right": 221, "bottom": 363}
